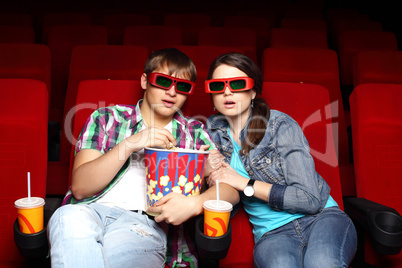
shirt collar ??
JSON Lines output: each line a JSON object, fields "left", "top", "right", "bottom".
{"left": 130, "top": 99, "right": 188, "bottom": 129}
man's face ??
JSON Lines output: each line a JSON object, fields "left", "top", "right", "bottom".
{"left": 141, "top": 67, "right": 190, "bottom": 120}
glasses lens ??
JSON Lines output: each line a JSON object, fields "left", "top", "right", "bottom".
{"left": 229, "top": 79, "right": 246, "bottom": 90}
{"left": 176, "top": 82, "right": 192, "bottom": 93}
{"left": 155, "top": 75, "right": 173, "bottom": 88}
{"left": 209, "top": 82, "right": 225, "bottom": 92}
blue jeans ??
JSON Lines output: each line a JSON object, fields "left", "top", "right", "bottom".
{"left": 47, "top": 203, "right": 167, "bottom": 268}
{"left": 254, "top": 207, "right": 357, "bottom": 268}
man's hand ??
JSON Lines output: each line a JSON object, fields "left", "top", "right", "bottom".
{"left": 147, "top": 192, "right": 201, "bottom": 225}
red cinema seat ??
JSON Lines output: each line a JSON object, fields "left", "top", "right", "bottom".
{"left": 0, "top": 79, "right": 48, "bottom": 266}
{"left": 349, "top": 83, "right": 402, "bottom": 267}
{"left": 270, "top": 28, "right": 328, "bottom": 49}
{"left": 41, "top": 12, "right": 92, "bottom": 44}
{"left": 223, "top": 15, "right": 270, "bottom": 60}
{"left": 163, "top": 13, "right": 211, "bottom": 45}
{"left": 280, "top": 18, "right": 327, "bottom": 32}
{"left": 47, "top": 25, "right": 108, "bottom": 124}
{"left": 0, "top": 13, "right": 32, "bottom": 26}
{"left": 337, "top": 30, "right": 398, "bottom": 86}
{"left": 67, "top": 80, "right": 144, "bottom": 180}
{"left": 220, "top": 82, "right": 344, "bottom": 267}
{"left": 0, "top": 26, "right": 35, "bottom": 43}
{"left": 262, "top": 47, "right": 355, "bottom": 195}
{"left": 173, "top": 45, "right": 245, "bottom": 120}
{"left": 198, "top": 27, "right": 258, "bottom": 65}
{"left": 104, "top": 13, "right": 151, "bottom": 45}
{"left": 0, "top": 44, "right": 51, "bottom": 100}
{"left": 47, "top": 45, "right": 148, "bottom": 195}
{"left": 123, "top": 25, "right": 183, "bottom": 54}
{"left": 353, "top": 50, "right": 402, "bottom": 87}
{"left": 283, "top": 8, "right": 324, "bottom": 20}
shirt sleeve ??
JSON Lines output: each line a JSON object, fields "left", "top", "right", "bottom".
{"left": 75, "top": 108, "right": 109, "bottom": 155}
{"left": 267, "top": 117, "right": 324, "bottom": 215}
{"left": 190, "top": 121, "right": 217, "bottom": 150}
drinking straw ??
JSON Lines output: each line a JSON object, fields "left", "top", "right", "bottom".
{"left": 27, "top": 172, "right": 31, "bottom": 201}
{"left": 216, "top": 180, "right": 219, "bottom": 205}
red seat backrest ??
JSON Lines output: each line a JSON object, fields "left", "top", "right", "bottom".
{"left": 68, "top": 79, "right": 144, "bottom": 182}
{"left": 350, "top": 84, "right": 402, "bottom": 213}
{"left": 123, "top": 25, "right": 183, "bottom": 54}
{"left": 0, "top": 44, "right": 51, "bottom": 97}
{"left": 104, "top": 13, "right": 151, "bottom": 45}
{"left": 270, "top": 28, "right": 328, "bottom": 49}
{"left": 337, "top": 30, "right": 398, "bottom": 86}
{"left": 353, "top": 50, "right": 402, "bottom": 87}
{"left": 47, "top": 25, "right": 108, "bottom": 123}
{"left": 349, "top": 83, "right": 402, "bottom": 267}
{"left": 0, "top": 25, "right": 35, "bottom": 43}
{"left": 198, "top": 27, "right": 258, "bottom": 64}
{"left": 41, "top": 12, "right": 92, "bottom": 44}
{"left": 0, "top": 78, "right": 48, "bottom": 265}
{"left": 163, "top": 13, "right": 211, "bottom": 45}
{"left": 262, "top": 47, "right": 350, "bottom": 166}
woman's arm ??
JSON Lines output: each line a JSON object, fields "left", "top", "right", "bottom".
{"left": 268, "top": 117, "right": 323, "bottom": 214}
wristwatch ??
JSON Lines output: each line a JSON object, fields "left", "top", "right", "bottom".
{"left": 243, "top": 179, "right": 255, "bottom": 197}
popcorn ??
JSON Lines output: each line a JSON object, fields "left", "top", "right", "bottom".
{"left": 184, "top": 182, "right": 194, "bottom": 194}
{"left": 159, "top": 175, "right": 170, "bottom": 186}
{"left": 178, "top": 175, "right": 187, "bottom": 186}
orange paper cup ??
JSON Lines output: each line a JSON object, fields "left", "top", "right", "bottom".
{"left": 15, "top": 197, "right": 45, "bottom": 234}
{"left": 203, "top": 200, "right": 233, "bottom": 237}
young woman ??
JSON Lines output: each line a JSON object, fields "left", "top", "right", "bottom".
{"left": 205, "top": 52, "right": 357, "bottom": 267}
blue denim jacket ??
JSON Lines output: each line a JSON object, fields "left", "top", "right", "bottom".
{"left": 206, "top": 109, "right": 331, "bottom": 215}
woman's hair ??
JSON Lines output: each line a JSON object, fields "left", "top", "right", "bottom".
{"left": 207, "top": 52, "right": 270, "bottom": 154}
{"left": 144, "top": 48, "right": 197, "bottom": 81}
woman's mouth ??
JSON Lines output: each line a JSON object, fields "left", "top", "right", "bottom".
{"left": 224, "top": 100, "right": 236, "bottom": 109}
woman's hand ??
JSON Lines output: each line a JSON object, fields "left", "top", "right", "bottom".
{"left": 204, "top": 149, "right": 225, "bottom": 177}
{"left": 207, "top": 162, "right": 248, "bottom": 191}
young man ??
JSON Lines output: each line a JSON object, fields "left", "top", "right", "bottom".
{"left": 47, "top": 48, "right": 239, "bottom": 268}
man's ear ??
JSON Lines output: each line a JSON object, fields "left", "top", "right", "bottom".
{"left": 140, "top": 73, "right": 147, "bottom": 90}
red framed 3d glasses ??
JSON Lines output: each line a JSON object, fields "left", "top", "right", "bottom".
{"left": 205, "top": 77, "right": 254, "bottom": 93}
{"left": 148, "top": 72, "right": 195, "bottom": 95}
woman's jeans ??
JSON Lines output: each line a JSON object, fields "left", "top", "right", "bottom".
{"left": 254, "top": 207, "right": 357, "bottom": 268}
{"left": 47, "top": 203, "right": 167, "bottom": 268}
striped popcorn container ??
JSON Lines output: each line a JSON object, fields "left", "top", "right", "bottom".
{"left": 144, "top": 147, "right": 210, "bottom": 216}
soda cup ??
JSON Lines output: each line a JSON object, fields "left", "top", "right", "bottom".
{"left": 203, "top": 200, "right": 232, "bottom": 237}
{"left": 15, "top": 197, "right": 45, "bottom": 234}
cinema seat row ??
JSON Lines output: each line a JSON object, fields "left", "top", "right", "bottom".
{"left": 1, "top": 0, "right": 401, "bottom": 266}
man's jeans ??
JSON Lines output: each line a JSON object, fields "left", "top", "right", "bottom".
{"left": 254, "top": 207, "right": 357, "bottom": 268}
{"left": 48, "top": 203, "right": 167, "bottom": 268}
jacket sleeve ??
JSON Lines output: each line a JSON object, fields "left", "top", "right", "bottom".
{"left": 267, "top": 117, "right": 325, "bottom": 214}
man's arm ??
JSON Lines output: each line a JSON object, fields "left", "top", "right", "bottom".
{"left": 71, "top": 127, "right": 177, "bottom": 200}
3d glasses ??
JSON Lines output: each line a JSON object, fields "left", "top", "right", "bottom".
{"left": 205, "top": 77, "right": 254, "bottom": 93}
{"left": 148, "top": 72, "right": 195, "bottom": 95}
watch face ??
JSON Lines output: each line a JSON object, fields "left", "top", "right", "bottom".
{"left": 244, "top": 186, "right": 254, "bottom": 197}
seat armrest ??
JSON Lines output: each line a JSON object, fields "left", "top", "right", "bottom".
{"left": 343, "top": 197, "right": 402, "bottom": 255}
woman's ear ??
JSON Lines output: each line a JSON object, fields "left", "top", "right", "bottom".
{"left": 251, "top": 90, "right": 257, "bottom": 100}
{"left": 140, "top": 73, "right": 147, "bottom": 90}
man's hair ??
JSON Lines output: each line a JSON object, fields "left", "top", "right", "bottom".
{"left": 144, "top": 48, "right": 197, "bottom": 81}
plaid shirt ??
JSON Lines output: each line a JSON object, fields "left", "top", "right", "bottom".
{"left": 62, "top": 100, "right": 215, "bottom": 268}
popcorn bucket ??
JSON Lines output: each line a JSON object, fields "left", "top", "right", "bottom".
{"left": 144, "top": 147, "right": 210, "bottom": 216}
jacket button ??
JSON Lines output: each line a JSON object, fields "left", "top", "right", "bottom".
{"left": 249, "top": 171, "right": 254, "bottom": 176}
{"left": 266, "top": 158, "right": 271, "bottom": 164}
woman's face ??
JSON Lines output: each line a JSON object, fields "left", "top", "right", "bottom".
{"left": 211, "top": 64, "right": 256, "bottom": 119}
